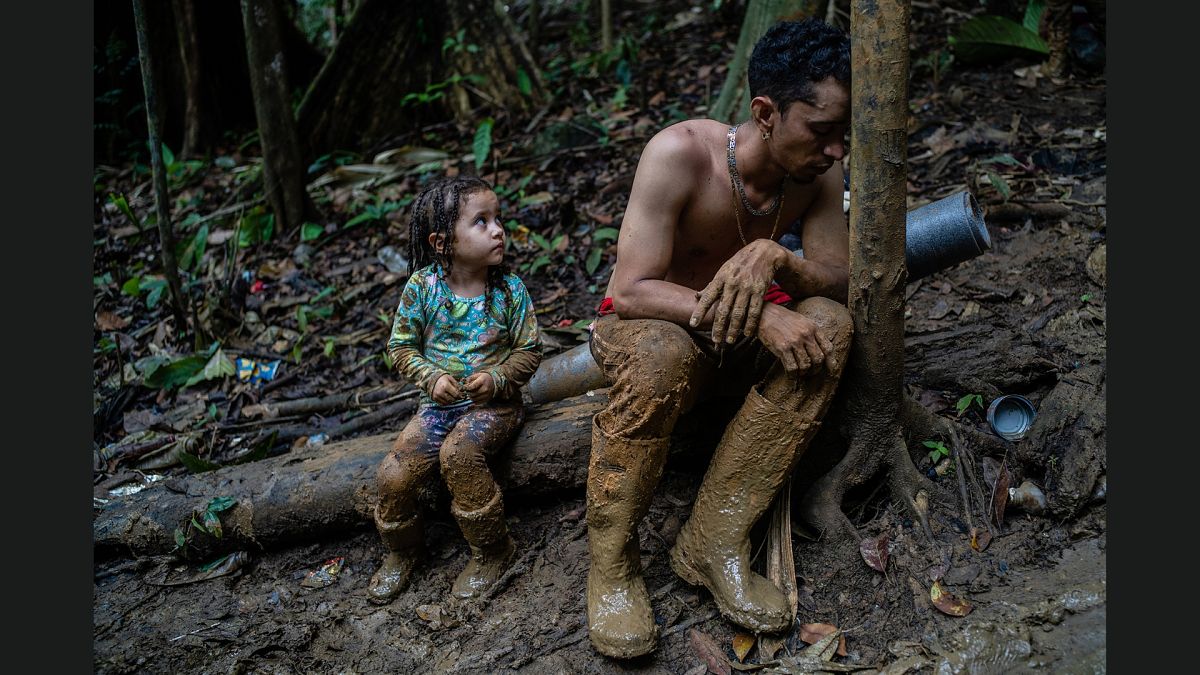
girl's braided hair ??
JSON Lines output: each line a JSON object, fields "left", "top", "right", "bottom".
{"left": 407, "top": 175, "right": 512, "bottom": 311}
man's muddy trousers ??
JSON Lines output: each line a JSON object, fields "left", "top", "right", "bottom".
{"left": 584, "top": 297, "right": 852, "bottom": 656}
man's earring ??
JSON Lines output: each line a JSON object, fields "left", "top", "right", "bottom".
{"left": 762, "top": 131, "right": 771, "bottom": 140}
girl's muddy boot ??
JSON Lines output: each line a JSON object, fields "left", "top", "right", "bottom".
{"left": 367, "top": 506, "right": 425, "bottom": 605}
{"left": 586, "top": 419, "right": 671, "bottom": 659}
{"left": 450, "top": 491, "right": 516, "bottom": 599}
{"left": 669, "top": 386, "right": 817, "bottom": 634}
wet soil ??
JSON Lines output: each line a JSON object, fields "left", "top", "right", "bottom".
{"left": 93, "top": 1, "right": 1105, "bottom": 672}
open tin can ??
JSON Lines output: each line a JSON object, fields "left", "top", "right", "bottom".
{"left": 986, "top": 395, "right": 1037, "bottom": 441}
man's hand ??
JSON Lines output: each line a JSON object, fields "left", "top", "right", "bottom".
{"left": 755, "top": 302, "right": 837, "bottom": 376}
{"left": 462, "top": 372, "right": 496, "bottom": 405}
{"left": 690, "top": 239, "right": 785, "bottom": 343}
{"left": 431, "top": 373, "right": 463, "bottom": 405}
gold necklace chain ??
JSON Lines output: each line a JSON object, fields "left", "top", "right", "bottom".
{"left": 729, "top": 164, "right": 784, "bottom": 247}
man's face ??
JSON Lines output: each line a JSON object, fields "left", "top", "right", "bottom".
{"left": 771, "top": 77, "right": 850, "bottom": 183}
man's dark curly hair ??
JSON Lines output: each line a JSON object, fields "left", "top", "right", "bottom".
{"left": 747, "top": 18, "right": 851, "bottom": 116}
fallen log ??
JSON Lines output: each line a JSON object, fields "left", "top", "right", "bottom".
{"left": 94, "top": 393, "right": 607, "bottom": 560}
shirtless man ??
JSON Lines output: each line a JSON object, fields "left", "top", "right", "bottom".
{"left": 584, "top": 19, "right": 855, "bottom": 658}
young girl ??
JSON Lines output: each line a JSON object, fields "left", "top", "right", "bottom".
{"left": 368, "top": 175, "right": 543, "bottom": 604}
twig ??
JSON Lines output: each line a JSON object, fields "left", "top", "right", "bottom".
{"left": 948, "top": 427, "right": 974, "bottom": 533}
{"left": 661, "top": 609, "right": 721, "bottom": 637}
{"left": 168, "top": 622, "right": 222, "bottom": 642}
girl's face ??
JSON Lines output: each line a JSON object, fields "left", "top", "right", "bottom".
{"left": 446, "top": 189, "right": 505, "bottom": 268}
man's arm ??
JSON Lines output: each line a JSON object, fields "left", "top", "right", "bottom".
{"left": 774, "top": 165, "right": 850, "bottom": 304}
{"left": 609, "top": 128, "right": 712, "bottom": 326}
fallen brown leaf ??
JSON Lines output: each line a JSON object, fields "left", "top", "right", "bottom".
{"left": 96, "top": 311, "right": 130, "bottom": 331}
{"left": 688, "top": 629, "right": 732, "bottom": 675}
{"left": 929, "top": 581, "right": 973, "bottom": 617}
{"left": 799, "top": 623, "right": 847, "bottom": 657}
{"left": 732, "top": 633, "right": 755, "bottom": 662}
{"left": 859, "top": 533, "right": 889, "bottom": 572}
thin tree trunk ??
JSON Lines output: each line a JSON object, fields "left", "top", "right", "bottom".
{"left": 600, "top": 0, "right": 613, "bottom": 52}
{"left": 241, "top": 0, "right": 310, "bottom": 233}
{"left": 1043, "top": 0, "right": 1071, "bottom": 79}
{"left": 800, "top": 0, "right": 928, "bottom": 542}
{"left": 132, "top": 0, "right": 191, "bottom": 336}
{"left": 172, "top": 0, "right": 203, "bottom": 158}
{"left": 711, "top": 0, "right": 816, "bottom": 124}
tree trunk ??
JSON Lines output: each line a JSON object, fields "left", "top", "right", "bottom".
{"left": 132, "top": 0, "right": 192, "bottom": 336}
{"left": 710, "top": 0, "right": 818, "bottom": 124}
{"left": 95, "top": 394, "right": 605, "bottom": 560}
{"left": 1043, "top": 0, "right": 1072, "bottom": 79}
{"left": 172, "top": 0, "right": 203, "bottom": 158}
{"left": 296, "top": 0, "right": 543, "bottom": 158}
{"left": 799, "top": 0, "right": 926, "bottom": 542}
{"left": 600, "top": 0, "right": 613, "bottom": 52}
{"left": 241, "top": 0, "right": 311, "bottom": 234}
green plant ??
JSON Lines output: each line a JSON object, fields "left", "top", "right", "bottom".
{"left": 913, "top": 47, "right": 954, "bottom": 89}
{"left": 947, "top": 0, "right": 1049, "bottom": 64}
{"left": 237, "top": 208, "right": 275, "bottom": 248}
{"left": 122, "top": 274, "right": 168, "bottom": 309}
{"left": 586, "top": 227, "right": 619, "bottom": 275}
{"left": 956, "top": 393, "right": 985, "bottom": 417}
{"left": 345, "top": 196, "right": 409, "bottom": 229}
{"left": 473, "top": 117, "right": 495, "bottom": 171}
{"left": 923, "top": 440, "right": 951, "bottom": 464}
{"left": 400, "top": 73, "right": 488, "bottom": 107}
{"left": 173, "top": 496, "right": 238, "bottom": 552}
{"left": 138, "top": 342, "right": 234, "bottom": 391}
{"left": 442, "top": 28, "right": 480, "bottom": 56}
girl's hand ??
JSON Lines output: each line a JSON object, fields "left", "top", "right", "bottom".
{"left": 431, "top": 374, "right": 463, "bottom": 405}
{"left": 463, "top": 372, "right": 496, "bottom": 404}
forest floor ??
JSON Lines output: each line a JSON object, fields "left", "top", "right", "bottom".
{"left": 93, "top": 1, "right": 1106, "bottom": 672}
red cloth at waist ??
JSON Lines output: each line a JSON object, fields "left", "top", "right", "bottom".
{"left": 596, "top": 283, "right": 793, "bottom": 317}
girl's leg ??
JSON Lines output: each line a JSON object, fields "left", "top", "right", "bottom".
{"left": 368, "top": 409, "right": 443, "bottom": 604}
{"left": 438, "top": 400, "right": 524, "bottom": 598}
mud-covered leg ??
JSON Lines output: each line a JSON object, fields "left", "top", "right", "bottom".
{"left": 440, "top": 402, "right": 523, "bottom": 599}
{"left": 369, "top": 414, "right": 438, "bottom": 604}
{"left": 670, "top": 297, "right": 852, "bottom": 633}
{"left": 586, "top": 318, "right": 708, "bottom": 658}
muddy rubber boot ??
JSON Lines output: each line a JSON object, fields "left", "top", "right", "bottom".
{"left": 586, "top": 419, "right": 671, "bottom": 659}
{"left": 450, "top": 491, "right": 517, "bottom": 599}
{"left": 669, "top": 386, "right": 818, "bottom": 634}
{"left": 367, "top": 506, "right": 424, "bottom": 605}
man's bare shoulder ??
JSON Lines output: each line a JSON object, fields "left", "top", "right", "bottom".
{"left": 640, "top": 119, "right": 726, "bottom": 171}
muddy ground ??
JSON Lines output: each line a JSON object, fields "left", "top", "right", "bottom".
{"left": 93, "top": 1, "right": 1106, "bottom": 672}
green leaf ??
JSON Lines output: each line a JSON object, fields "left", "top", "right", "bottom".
{"left": 955, "top": 394, "right": 974, "bottom": 413}
{"left": 179, "top": 449, "right": 221, "bottom": 474}
{"left": 121, "top": 276, "right": 141, "bottom": 296}
{"left": 176, "top": 223, "right": 209, "bottom": 272}
{"left": 473, "top": 117, "right": 495, "bottom": 171}
{"left": 191, "top": 514, "right": 209, "bottom": 535}
{"left": 160, "top": 142, "right": 176, "bottom": 169}
{"left": 174, "top": 527, "right": 187, "bottom": 549}
{"left": 980, "top": 153, "right": 1021, "bottom": 167}
{"left": 184, "top": 347, "right": 235, "bottom": 387}
{"left": 586, "top": 246, "right": 603, "bottom": 275}
{"left": 529, "top": 232, "right": 551, "bottom": 251}
{"left": 551, "top": 234, "right": 566, "bottom": 250}
{"left": 143, "top": 352, "right": 209, "bottom": 390}
{"left": 207, "top": 496, "right": 237, "bottom": 513}
{"left": 324, "top": 338, "right": 336, "bottom": 357}
{"left": 592, "top": 227, "right": 619, "bottom": 243}
{"left": 214, "top": 156, "right": 236, "bottom": 169}
{"left": 344, "top": 211, "right": 375, "bottom": 229}
{"left": 530, "top": 254, "right": 551, "bottom": 274}
{"left": 1080, "top": 293, "right": 1092, "bottom": 303}
{"left": 202, "top": 509, "right": 224, "bottom": 538}
{"left": 108, "top": 193, "right": 141, "bottom": 229}
{"left": 950, "top": 15, "right": 1048, "bottom": 64}
{"left": 143, "top": 279, "right": 167, "bottom": 309}
{"left": 986, "top": 171, "right": 1011, "bottom": 202}
{"left": 516, "top": 67, "right": 533, "bottom": 97}
{"left": 301, "top": 222, "right": 324, "bottom": 242}
{"left": 1022, "top": 0, "right": 1046, "bottom": 33}
{"left": 199, "top": 553, "right": 233, "bottom": 572}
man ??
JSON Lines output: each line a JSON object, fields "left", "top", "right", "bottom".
{"left": 585, "top": 19, "right": 854, "bottom": 658}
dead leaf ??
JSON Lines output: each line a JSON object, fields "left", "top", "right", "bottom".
{"left": 799, "top": 623, "right": 848, "bottom": 657}
{"left": 732, "top": 633, "right": 755, "bottom": 662}
{"left": 96, "top": 311, "right": 130, "bottom": 331}
{"left": 698, "top": 64, "right": 714, "bottom": 79}
{"left": 207, "top": 229, "right": 235, "bottom": 246}
{"left": 990, "top": 462, "right": 1011, "bottom": 526}
{"left": 923, "top": 126, "right": 957, "bottom": 157}
{"left": 688, "top": 628, "right": 732, "bottom": 675}
{"left": 416, "top": 604, "right": 443, "bottom": 624}
{"left": 859, "top": 533, "right": 889, "bottom": 572}
{"left": 801, "top": 624, "right": 849, "bottom": 658}
{"left": 928, "top": 299, "right": 951, "bottom": 320}
{"left": 969, "top": 527, "right": 993, "bottom": 552}
{"left": 929, "top": 581, "right": 974, "bottom": 617}
{"left": 960, "top": 301, "right": 980, "bottom": 320}
{"left": 648, "top": 91, "right": 667, "bottom": 107}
